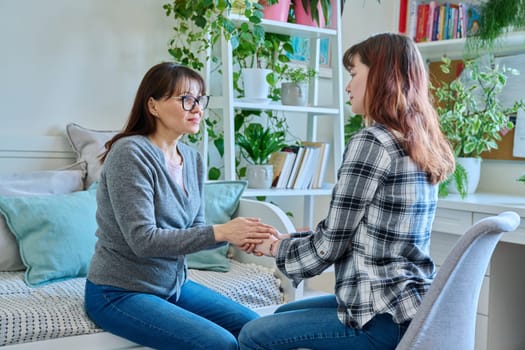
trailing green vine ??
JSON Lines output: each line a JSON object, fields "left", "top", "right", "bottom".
{"left": 466, "top": 0, "right": 525, "bottom": 53}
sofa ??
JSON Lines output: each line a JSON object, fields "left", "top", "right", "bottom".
{"left": 0, "top": 124, "right": 299, "bottom": 349}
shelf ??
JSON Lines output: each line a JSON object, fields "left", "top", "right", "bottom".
{"left": 418, "top": 31, "right": 525, "bottom": 61}
{"left": 229, "top": 14, "right": 337, "bottom": 38}
{"left": 243, "top": 184, "right": 334, "bottom": 198}
{"left": 234, "top": 100, "right": 339, "bottom": 114}
{"left": 208, "top": 97, "right": 340, "bottom": 114}
{"left": 212, "top": 6, "right": 345, "bottom": 228}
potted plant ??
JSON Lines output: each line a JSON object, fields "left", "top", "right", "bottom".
{"left": 294, "top": 0, "right": 381, "bottom": 28}
{"left": 432, "top": 56, "right": 525, "bottom": 198}
{"left": 261, "top": 0, "right": 292, "bottom": 22}
{"left": 279, "top": 65, "right": 317, "bottom": 105}
{"left": 466, "top": 0, "right": 525, "bottom": 54}
{"left": 293, "top": 0, "right": 331, "bottom": 27}
{"left": 234, "top": 23, "right": 292, "bottom": 101}
{"left": 236, "top": 122, "right": 287, "bottom": 188}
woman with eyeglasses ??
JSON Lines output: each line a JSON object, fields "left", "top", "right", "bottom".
{"left": 84, "top": 62, "right": 277, "bottom": 350}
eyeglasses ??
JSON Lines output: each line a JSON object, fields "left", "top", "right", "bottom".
{"left": 173, "top": 95, "right": 210, "bottom": 111}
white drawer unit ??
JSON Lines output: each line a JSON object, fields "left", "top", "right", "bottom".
{"left": 432, "top": 207, "right": 472, "bottom": 235}
{"left": 432, "top": 194, "right": 525, "bottom": 350}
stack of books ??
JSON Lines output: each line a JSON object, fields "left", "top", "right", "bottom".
{"left": 268, "top": 141, "right": 330, "bottom": 190}
{"left": 399, "top": 1, "right": 480, "bottom": 43}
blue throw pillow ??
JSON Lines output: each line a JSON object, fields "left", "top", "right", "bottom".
{"left": 0, "top": 185, "right": 98, "bottom": 287}
{"left": 186, "top": 181, "right": 247, "bottom": 272}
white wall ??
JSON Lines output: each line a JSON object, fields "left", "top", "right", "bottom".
{"left": 1, "top": 1, "right": 523, "bottom": 226}
{"left": 0, "top": 0, "right": 172, "bottom": 135}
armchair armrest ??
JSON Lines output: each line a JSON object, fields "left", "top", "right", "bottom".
{"left": 231, "top": 199, "right": 303, "bottom": 303}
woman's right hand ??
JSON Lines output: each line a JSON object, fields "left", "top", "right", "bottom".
{"left": 213, "top": 217, "right": 278, "bottom": 247}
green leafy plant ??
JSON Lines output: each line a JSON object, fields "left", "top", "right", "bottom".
{"left": 432, "top": 56, "right": 525, "bottom": 198}
{"left": 432, "top": 57, "right": 524, "bottom": 158}
{"left": 280, "top": 65, "right": 317, "bottom": 83}
{"left": 163, "top": 1, "right": 241, "bottom": 71}
{"left": 237, "top": 122, "right": 287, "bottom": 165}
{"left": 437, "top": 162, "right": 468, "bottom": 198}
{"left": 344, "top": 112, "right": 365, "bottom": 144}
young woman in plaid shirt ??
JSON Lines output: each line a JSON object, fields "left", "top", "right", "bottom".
{"left": 239, "top": 33, "right": 455, "bottom": 350}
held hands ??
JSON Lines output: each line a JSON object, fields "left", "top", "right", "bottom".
{"left": 253, "top": 236, "right": 278, "bottom": 257}
{"left": 213, "top": 217, "right": 278, "bottom": 248}
{"left": 253, "top": 232, "right": 290, "bottom": 257}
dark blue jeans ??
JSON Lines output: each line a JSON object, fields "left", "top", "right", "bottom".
{"left": 238, "top": 295, "right": 410, "bottom": 350}
{"left": 85, "top": 279, "right": 259, "bottom": 350}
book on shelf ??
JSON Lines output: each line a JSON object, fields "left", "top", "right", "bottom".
{"left": 286, "top": 146, "right": 306, "bottom": 189}
{"left": 458, "top": 3, "right": 467, "bottom": 39}
{"left": 398, "top": 0, "right": 409, "bottom": 34}
{"left": 268, "top": 151, "right": 289, "bottom": 188}
{"left": 405, "top": 1, "right": 474, "bottom": 42}
{"left": 277, "top": 152, "right": 296, "bottom": 188}
{"left": 269, "top": 150, "right": 296, "bottom": 189}
{"left": 431, "top": 3, "right": 441, "bottom": 41}
{"left": 407, "top": 0, "right": 419, "bottom": 40}
{"left": 426, "top": 1, "right": 437, "bottom": 42}
{"left": 293, "top": 146, "right": 320, "bottom": 189}
{"left": 302, "top": 141, "right": 330, "bottom": 189}
{"left": 269, "top": 142, "right": 331, "bottom": 190}
{"left": 437, "top": 4, "right": 446, "bottom": 40}
{"left": 443, "top": 3, "right": 451, "bottom": 40}
{"left": 415, "top": 3, "right": 430, "bottom": 42}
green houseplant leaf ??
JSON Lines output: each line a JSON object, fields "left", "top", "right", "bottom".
{"left": 237, "top": 123, "right": 287, "bottom": 165}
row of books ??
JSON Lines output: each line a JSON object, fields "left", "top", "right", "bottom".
{"left": 399, "top": 1, "right": 481, "bottom": 43}
{"left": 268, "top": 142, "right": 330, "bottom": 190}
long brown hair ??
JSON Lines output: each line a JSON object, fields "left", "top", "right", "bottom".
{"left": 342, "top": 33, "right": 454, "bottom": 184}
{"left": 100, "top": 62, "right": 206, "bottom": 162}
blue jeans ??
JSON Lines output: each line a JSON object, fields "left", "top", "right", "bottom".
{"left": 85, "top": 279, "right": 259, "bottom": 350}
{"left": 238, "top": 295, "right": 410, "bottom": 350}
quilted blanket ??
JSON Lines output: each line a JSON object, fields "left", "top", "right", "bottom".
{"left": 0, "top": 260, "right": 282, "bottom": 346}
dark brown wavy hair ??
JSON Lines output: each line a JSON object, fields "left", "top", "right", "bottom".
{"left": 100, "top": 62, "right": 206, "bottom": 163}
{"left": 343, "top": 33, "right": 454, "bottom": 184}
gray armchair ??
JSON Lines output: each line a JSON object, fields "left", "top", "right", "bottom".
{"left": 396, "top": 211, "right": 521, "bottom": 350}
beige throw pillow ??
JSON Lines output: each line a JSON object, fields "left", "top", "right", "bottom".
{"left": 66, "top": 123, "right": 118, "bottom": 188}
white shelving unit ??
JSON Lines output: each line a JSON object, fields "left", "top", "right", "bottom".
{"left": 205, "top": 4, "right": 346, "bottom": 228}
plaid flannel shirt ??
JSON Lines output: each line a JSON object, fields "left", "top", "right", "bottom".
{"left": 276, "top": 124, "right": 437, "bottom": 328}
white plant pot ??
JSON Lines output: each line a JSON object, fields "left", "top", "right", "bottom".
{"left": 281, "top": 82, "right": 308, "bottom": 106}
{"left": 449, "top": 157, "right": 482, "bottom": 195}
{"left": 242, "top": 68, "right": 272, "bottom": 101}
{"left": 246, "top": 164, "right": 273, "bottom": 189}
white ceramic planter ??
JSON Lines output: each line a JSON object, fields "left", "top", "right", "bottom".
{"left": 449, "top": 157, "right": 482, "bottom": 195}
{"left": 242, "top": 68, "right": 272, "bottom": 101}
{"left": 246, "top": 164, "right": 273, "bottom": 189}
{"left": 281, "top": 82, "right": 308, "bottom": 106}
